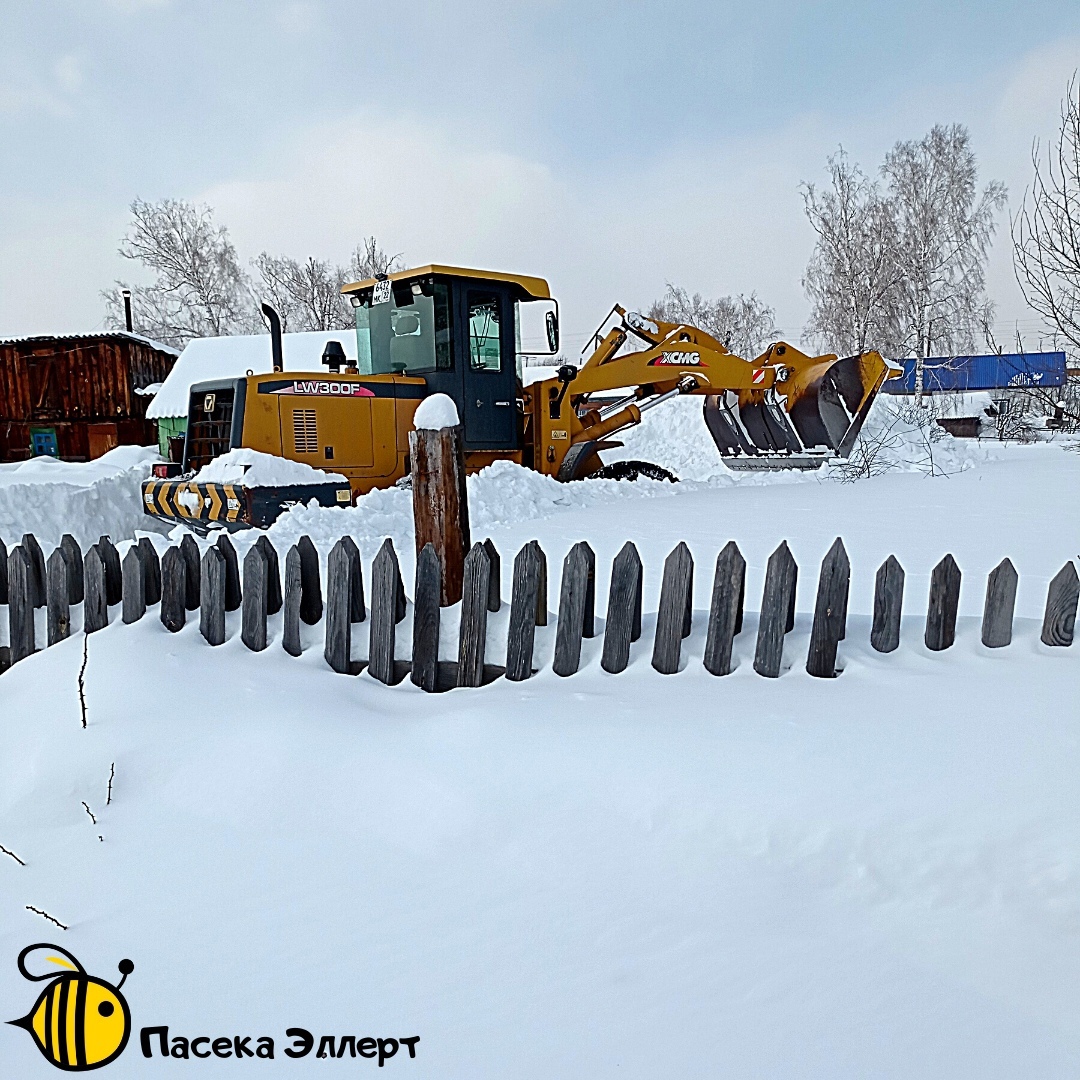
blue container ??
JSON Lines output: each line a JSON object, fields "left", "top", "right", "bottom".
{"left": 881, "top": 352, "right": 1067, "bottom": 394}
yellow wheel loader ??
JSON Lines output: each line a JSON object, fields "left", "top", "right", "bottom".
{"left": 142, "top": 265, "right": 898, "bottom": 529}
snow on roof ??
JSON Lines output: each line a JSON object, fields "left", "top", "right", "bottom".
{"left": 146, "top": 330, "right": 358, "bottom": 419}
{"left": 0, "top": 330, "right": 179, "bottom": 357}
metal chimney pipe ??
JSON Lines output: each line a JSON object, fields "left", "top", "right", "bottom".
{"left": 261, "top": 302, "right": 284, "bottom": 372}
{"left": 122, "top": 289, "right": 133, "bottom": 332}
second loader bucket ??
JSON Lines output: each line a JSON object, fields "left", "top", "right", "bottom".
{"left": 704, "top": 350, "right": 895, "bottom": 469}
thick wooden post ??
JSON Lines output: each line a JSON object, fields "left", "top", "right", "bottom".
{"left": 83, "top": 546, "right": 108, "bottom": 633}
{"left": 199, "top": 546, "right": 226, "bottom": 646}
{"left": 368, "top": 539, "right": 399, "bottom": 684}
{"left": 483, "top": 538, "right": 501, "bottom": 613}
{"left": 21, "top": 533, "right": 46, "bottom": 607}
{"left": 60, "top": 534, "right": 83, "bottom": 604}
{"left": 97, "top": 535, "right": 122, "bottom": 606}
{"left": 338, "top": 535, "right": 365, "bottom": 622}
{"left": 9, "top": 547, "right": 34, "bottom": 662}
{"left": 180, "top": 534, "right": 201, "bottom": 610}
{"left": 323, "top": 539, "right": 351, "bottom": 672}
{"left": 122, "top": 546, "right": 146, "bottom": 624}
{"left": 1041, "top": 562, "right": 1079, "bottom": 647}
{"left": 138, "top": 537, "right": 161, "bottom": 605}
{"left": 601, "top": 541, "right": 642, "bottom": 675}
{"left": 411, "top": 543, "right": 441, "bottom": 691}
{"left": 254, "top": 535, "right": 282, "bottom": 615}
{"left": 553, "top": 542, "right": 592, "bottom": 677}
{"left": 46, "top": 547, "right": 71, "bottom": 646}
{"left": 242, "top": 543, "right": 269, "bottom": 652}
{"left": 505, "top": 542, "right": 541, "bottom": 682}
{"left": 160, "top": 547, "right": 186, "bottom": 633}
{"left": 652, "top": 542, "right": 694, "bottom": 674}
{"left": 754, "top": 540, "right": 797, "bottom": 678}
{"left": 297, "top": 535, "right": 322, "bottom": 624}
{"left": 216, "top": 534, "right": 242, "bottom": 611}
{"left": 282, "top": 546, "right": 303, "bottom": 657}
{"left": 925, "top": 553, "right": 961, "bottom": 651}
{"left": 981, "top": 558, "right": 1017, "bottom": 648}
{"left": 457, "top": 543, "right": 491, "bottom": 687}
{"left": 871, "top": 555, "right": 904, "bottom": 653}
{"left": 410, "top": 423, "right": 471, "bottom": 606}
{"left": 806, "top": 538, "right": 850, "bottom": 678}
{"left": 704, "top": 540, "right": 745, "bottom": 677}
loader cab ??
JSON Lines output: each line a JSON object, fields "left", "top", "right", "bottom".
{"left": 342, "top": 265, "right": 556, "bottom": 452}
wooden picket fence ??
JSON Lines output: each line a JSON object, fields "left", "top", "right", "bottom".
{"left": 1, "top": 531, "right": 1078, "bottom": 685}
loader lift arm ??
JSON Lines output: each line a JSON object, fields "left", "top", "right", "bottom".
{"left": 524, "top": 304, "right": 898, "bottom": 480}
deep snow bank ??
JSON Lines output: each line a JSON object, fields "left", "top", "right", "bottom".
{"left": 0, "top": 445, "right": 164, "bottom": 549}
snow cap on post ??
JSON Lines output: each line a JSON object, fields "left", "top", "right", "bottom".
{"left": 413, "top": 393, "right": 460, "bottom": 431}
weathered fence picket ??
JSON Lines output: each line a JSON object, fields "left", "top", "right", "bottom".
{"left": 411, "top": 543, "right": 441, "bottom": 691}
{"left": 0, "top": 536, "right": 7, "bottom": 605}
{"left": 368, "top": 539, "right": 401, "bottom": 685}
{"left": 323, "top": 540, "right": 351, "bottom": 673}
{"left": 242, "top": 543, "right": 269, "bottom": 653}
{"left": 138, "top": 537, "right": 161, "bottom": 606}
{"left": 601, "top": 541, "right": 643, "bottom": 675}
{"left": 925, "top": 554, "right": 961, "bottom": 651}
{"left": 483, "top": 538, "right": 501, "bottom": 613}
{"left": 46, "top": 547, "right": 70, "bottom": 646}
{"left": 21, "top": 533, "right": 46, "bottom": 608}
{"left": 652, "top": 542, "right": 693, "bottom": 675}
{"left": 505, "top": 542, "right": 542, "bottom": 683}
{"left": 806, "top": 538, "right": 850, "bottom": 678}
{"left": 160, "top": 547, "right": 186, "bottom": 633}
{"left": 200, "top": 546, "right": 226, "bottom": 646}
{"left": 216, "top": 534, "right": 242, "bottom": 612}
{"left": 1041, "top": 562, "right": 1079, "bottom": 647}
{"left": 84, "top": 546, "right": 108, "bottom": 633}
{"left": 754, "top": 541, "right": 797, "bottom": 678}
{"left": 532, "top": 540, "right": 548, "bottom": 627}
{"left": 9, "top": 548, "right": 34, "bottom": 662}
{"left": 122, "top": 546, "right": 146, "bottom": 624}
{"left": 871, "top": 555, "right": 904, "bottom": 653}
{"left": 180, "top": 534, "right": 201, "bottom": 610}
{"left": 282, "top": 546, "right": 303, "bottom": 657}
{"left": 553, "top": 542, "right": 593, "bottom": 677}
{"left": 981, "top": 558, "right": 1017, "bottom": 649}
{"left": 338, "top": 535, "right": 365, "bottom": 622}
{"left": 60, "top": 534, "right": 83, "bottom": 604}
{"left": 254, "top": 535, "right": 282, "bottom": 615}
{"left": 703, "top": 541, "right": 745, "bottom": 677}
{"left": 97, "top": 535, "right": 122, "bottom": 606}
{"left": 297, "top": 536, "right": 322, "bottom": 625}
{"left": 457, "top": 543, "right": 492, "bottom": 688}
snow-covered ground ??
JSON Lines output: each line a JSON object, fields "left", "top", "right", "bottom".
{"left": 1, "top": 423, "right": 1079, "bottom": 1077}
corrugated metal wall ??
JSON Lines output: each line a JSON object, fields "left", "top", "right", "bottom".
{"left": 882, "top": 352, "right": 1067, "bottom": 394}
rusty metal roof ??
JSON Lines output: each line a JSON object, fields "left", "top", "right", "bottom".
{"left": 0, "top": 331, "right": 179, "bottom": 356}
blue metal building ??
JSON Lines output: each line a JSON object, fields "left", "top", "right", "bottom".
{"left": 881, "top": 352, "right": 1067, "bottom": 394}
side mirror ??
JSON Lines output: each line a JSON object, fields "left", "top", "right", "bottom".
{"left": 545, "top": 310, "right": 559, "bottom": 354}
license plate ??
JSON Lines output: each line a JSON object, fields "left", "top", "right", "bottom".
{"left": 372, "top": 279, "right": 392, "bottom": 305}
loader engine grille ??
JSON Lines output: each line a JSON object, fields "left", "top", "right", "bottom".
{"left": 292, "top": 409, "right": 318, "bottom": 454}
{"left": 184, "top": 386, "right": 235, "bottom": 472}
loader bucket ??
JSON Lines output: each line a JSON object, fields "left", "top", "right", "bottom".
{"left": 704, "top": 351, "right": 893, "bottom": 469}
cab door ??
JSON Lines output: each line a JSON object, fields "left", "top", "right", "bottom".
{"left": 457, "top": 286, "right": 517, "bottom": 449}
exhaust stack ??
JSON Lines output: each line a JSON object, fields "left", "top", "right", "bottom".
{"left": 261, "top": 302, "right": 284, "bottom": 372}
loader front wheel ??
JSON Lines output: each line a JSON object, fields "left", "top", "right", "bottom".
{"left": 591, "top": 460, "right": 678, "bottom": 483}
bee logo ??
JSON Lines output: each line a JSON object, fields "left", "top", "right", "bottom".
{"left": 8, "top": 944, "right": 134, "bottom": 1071}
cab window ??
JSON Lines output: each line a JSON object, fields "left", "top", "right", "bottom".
{"left": 468, "top": 291, "right": 502, "bottom": 372}
{"left": 358, "top": 281, "right": 452, "bottom": 375}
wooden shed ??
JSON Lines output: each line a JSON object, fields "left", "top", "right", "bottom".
{"left": 0, "top": 332, "right": 178, "bottom": 461}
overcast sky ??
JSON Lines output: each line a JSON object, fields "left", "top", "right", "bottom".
{"left": 1, "top": 0, "right": 1078, "bottom": 351}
